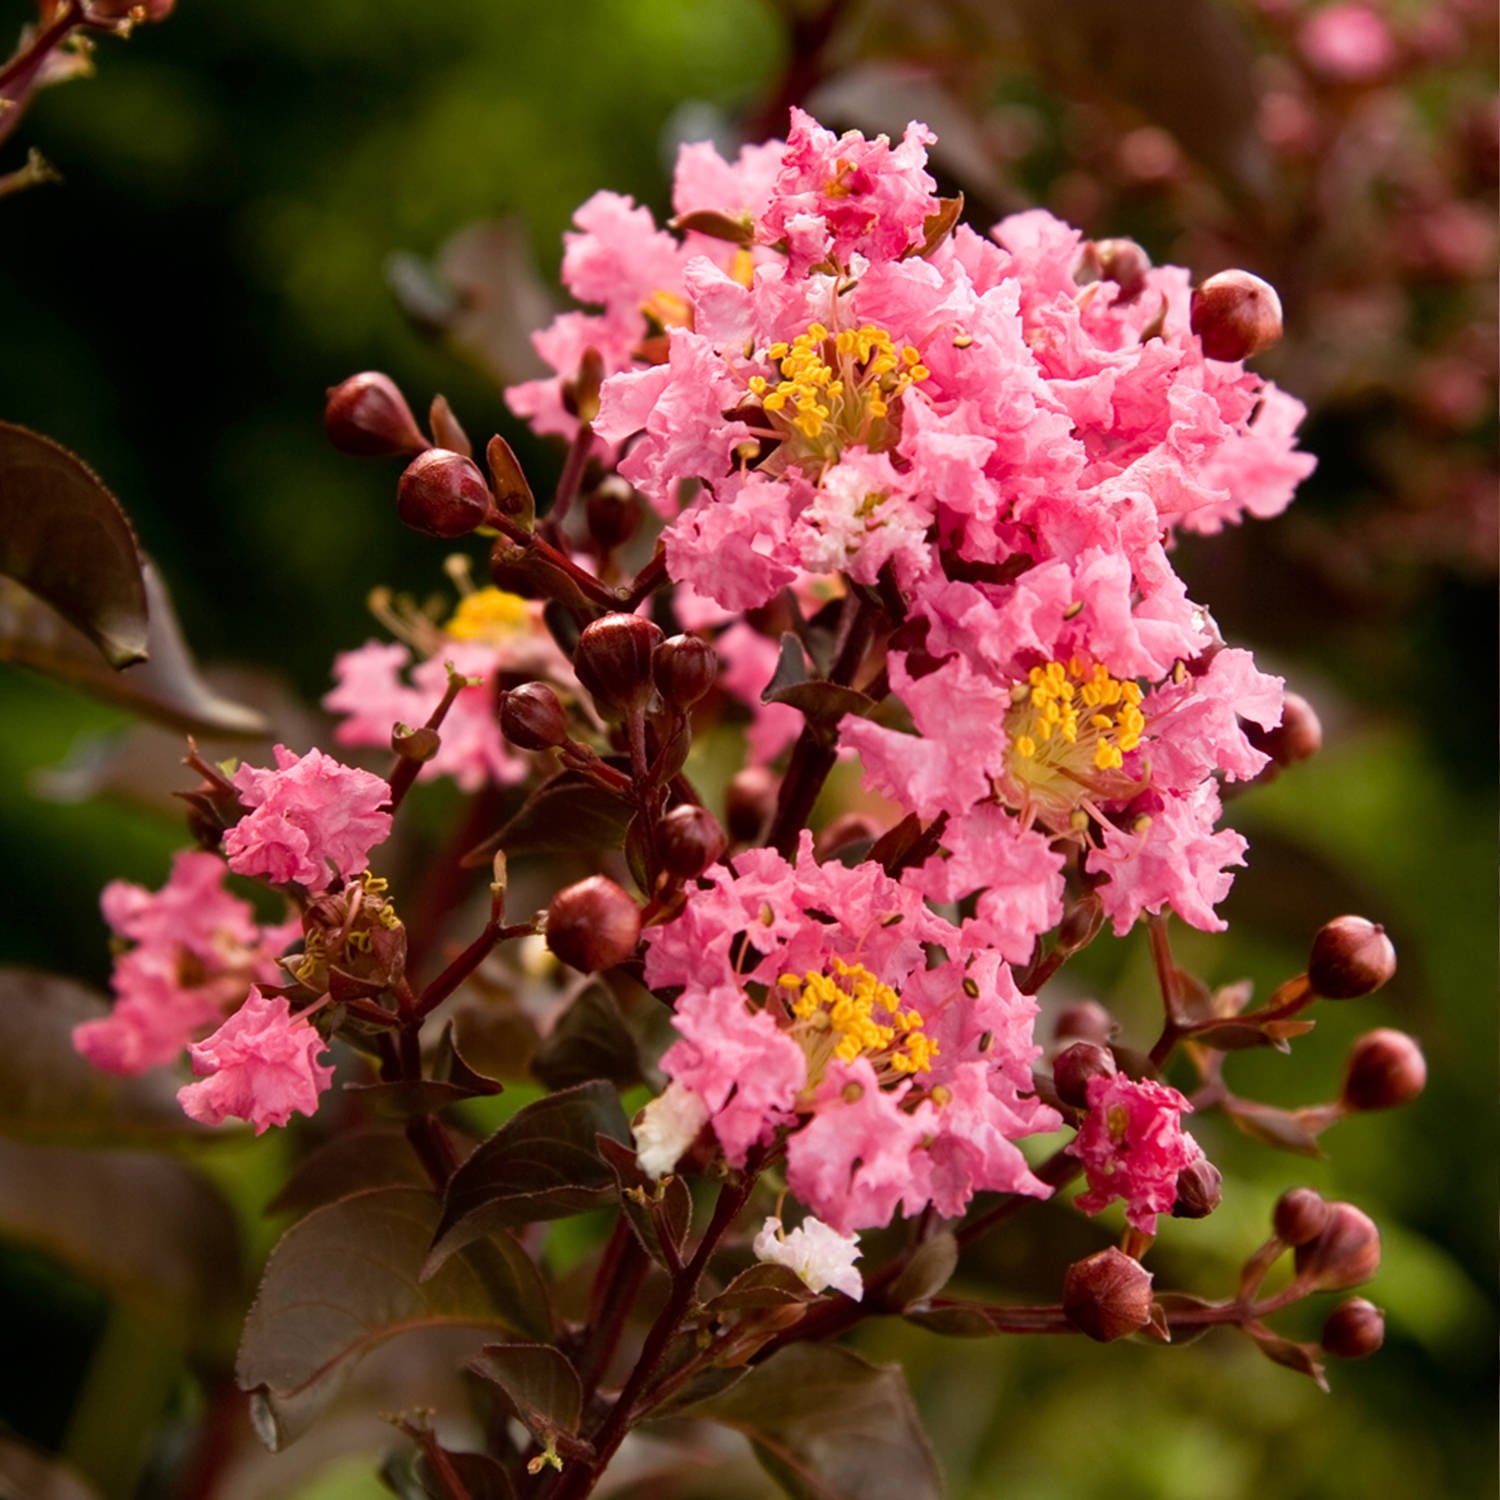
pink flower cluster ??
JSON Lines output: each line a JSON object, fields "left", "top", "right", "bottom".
{"left": 638, "top": 833, "right": 1060, "bottom": 1234}
{"left": 1068, "top": 1074, "right": 1205, "bottom": 1235}
{"left": 513, "top": 109, "right": 1311, "bottom": 943}
{"left": 224, "top": 745, "right": 392, "bottom": 890}
{"left": 72, "top": 851, "right": 298, "bottom": 1076}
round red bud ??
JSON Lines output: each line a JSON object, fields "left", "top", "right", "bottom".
{"left": 1171, "top": 1155, "right": 1224, "bottom": 1220}
{"left": 585, "top": 477, "right": 642, "bottom": 552}
{"left": 573, "top": 613, "right": 664, "bottom": 714}
{"left": 1341, "top": 1028, "right": 1426, "bottom": 1112}
{"left": 1052, "top": 1041, "right": 1117, "bottom": 1109}
{"left": 500, "top": 682, "right": 570, "bottom": 751}
{"left": 658, "top": 804, "right": 727, "bottom": 881}
{"left": 1053, "top": 999, "right": 1115, "bottom": 1047}
{"left": 815, "top": 813, "right": 883, "bottom": 860}
{"left": 324, "top": 371, "right": 428, "bottom": 457}
{"left": 1321, "top": 1298, "right": 1385, "bottom": 1359}
{"left": 545, "top": 876, "right": 642, "bottom": 973}
{"left": 1190, "top": 270, "right": 1284, "bottom": 362}
{"left": 1274, "top": 1186, "right": 1332, "bottom": 1247}
{"left": 1246, "top": 690, "right": 1323, "bottom": 769}
{"left": 1063, "top": 1247, "right": 1155, "bottom": 1342}
{"left": 1094, "top": 238, "right": 1152, "bottom": 305}
{"left": 725, "top": 766, "right": 778, "bottom": 844}
{"left": 1308, "top": 915, "right": 1397, "bottom": 999}
{"left": 397, "top": 450, "right": 492, "bottom": 538}
{"left": 1294, "top": 1202, "right": 1381, "bottom": 1292}
{"left": 652, "top": 634, "right": 719, "bottom": 709}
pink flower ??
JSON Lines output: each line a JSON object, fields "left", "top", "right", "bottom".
{"left": 73, "top": 852, "right": 296, "bottom": 1076}
{"left": 1300, "top": 3, "right": 1398, "bottom": 83}
{"left": 224, "top": 745, "right": 392, "bottom": 890}
{"left": 643, "top": 836, "right": 1059, "bottom": 1231}
{"left": 177, "top": 989, "right": 334, "bottom": 1134}
{"left": 1068, "top": 1073, "right": 1205, "bottom": 1235}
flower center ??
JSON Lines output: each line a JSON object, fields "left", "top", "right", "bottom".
{"left": 443, "top": 587, "right": 531, "bottom": 645}
{"left": 747, "top": 321, "right": 928, "bottom": 462}
{"left": 1002, "top": 657, "right": 1146, "bottom": 825}
{"left": 778, "top": 956, "right": 937, "bottom": 1095}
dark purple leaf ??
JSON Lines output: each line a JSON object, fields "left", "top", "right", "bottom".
{"left": 686, "top": 1344, "right": 941, "bottom": 1500}
{"left": 465, "top": 771, "right": 633, "bottom": 864}
{"left": 532, "top": 984, "right": 642, "bottom": 1092}
{"left": 0, "top": 421, "right": 147, "bottom": 668}
{"left": 239, "top": 1185, "right": 550, "bottom": 1450}
{"left": 427, "top": 1082, "right": 631, "bottom": 1270}
{"left": 268, "top": 1131, "right": 428, "bottom": 1218}
{"left": 469, "top": 1342, "right": 584, "bottom": 1441}
{"left": 597, "top": 1135, "right": 693, "bottom": 1270}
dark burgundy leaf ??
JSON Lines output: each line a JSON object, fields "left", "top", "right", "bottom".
{"left": 1226, "top": 1097, "right": 1324, "bottom": 1156}
{"left": 687, "top": 1344, "right": 941, "bottom": 1500}
{"left": 0, "top": 421, "right": 147, "bottom": 668}
{"left": 239, "top": 1185, "right": 550, "bottom": 1450}
{"left": 465, "top": 771, "right": 633, "bottom": 864}
{"left": 469, "top": 1342, "right": 584, "bottom": 1441}
{"left": 702, "top": 1263, "right": 813, "bottom": 1316}
{"left": 597, "top": 1135, "right": 693, "bottom": 1269}
{"left": 268, "top": 1131, "right": 428, "bottom": 1218}
{"left": 531, "top": 984, "right": 642, "bottom": 1092}
{"left": 428, "top": 1082, "right": 631, "bottom": 1270}
{"left": 886, "top": 1231, "right": 959, "bottom": 1310}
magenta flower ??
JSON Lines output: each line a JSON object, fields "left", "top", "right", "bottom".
{"left": 177, "top": 988, "right": 334, "bottom": 1134}
{"left": 1068, "top": 1074, "right": 1206, "bottom": 1236}
{"left": 224, "top": 744, "right": 392, "bottom": 890}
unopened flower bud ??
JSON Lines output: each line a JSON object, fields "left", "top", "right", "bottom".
{"left": 725, "top": 766, "right": 778, "bottom": 843}
{"left": 1063, "top": 1247, "right": 1155, "bottom": 1342}
{"left": 397, "top": 449, "right": 492, "bottom": 538}
{"left": 1321, "top": 1298, "right": 1385, "bottom": 1359}
{"left": 585, "top": 477, "right": 641, "bottom": 552}
{"left": 500, "top": 682, "right": 570, "bottom": 751}
{"left": 1052, "top": 1041, "right": 1117, "bottom": 1108}
{"left": 652, "top": 634, "right": 718, "bottom": 709}
{"left": 573, "top": 613, "right": 664, "bottom": 714}
{"left": 658, "top": 804, "right": 727, "bottom": 881}
{"left": 1054, "top": 999, "right": 1115, "bottom": 1047}
{"left": 1190, "top": 270, "right": 1284, "bottom": 362}
{"left": 1171, "top": 1156, "right": 1223, "bottom": 1219}
{"left": 545, "top": 876, "right": 642, "bottom": 973}
{"left": 1274, "top": 1186, "right": 1332, "bottom": 1247}
{"left": 1341, "top": 1029, "right": 1426, "bottom": 1112}
{"left": 1246, "top": 690, "right": 1323, "bottom": 769}
{"left": 815, "top": 813, "right": 882, "bottom": 860}
{"left": 1094, "top": 238, "right": 1152, "bottom": 304}
{"left": 1308, "top": 915, "right": 1397, "bottom": 999}
{"left": 324, "top": 371, "right": 428, "bottom": 457}
{"left": 1294, "top": 1202, "right": 1381, "bottom": 1291}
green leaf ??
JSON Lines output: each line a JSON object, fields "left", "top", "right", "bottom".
{"left": 0, "top": 1137, "right": 240, "bottom": 1347}
{"left": 0, "top": 969, "right": 205, "bottom": 1147}
{"left": 0, "top": 421, "right": 147, "bottom": 669}
{"left": 238, "top": 1185, "right": 551, "bottom": 1450}
{"left": 531, "top": 984, "right": 642, "bottom": 1092}
{"left": 687, "top": 1344, "right": 941, "bottom": 1500}
{"left": 469, "top": 1342, "right": 584, "bottom": 1442}
{"left": 0, "top": 561, "right": 267, "bottom": 737}
{"left": 428, "top": 1081, "right": 631, "bottom": 1270}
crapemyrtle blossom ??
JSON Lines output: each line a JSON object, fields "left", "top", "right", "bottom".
{"left": 177, "top": 987, "right": 334, "bottom": 1135}
{"left": 1068, "top": 1073, "right": 1205, "bottom": 1236}
{"left": 640, "top": 833, "right": 1060, "bottom": 1234}
{"left": 536, "top": 112, "right": 1310, "bottom": 939}
{"left": 224, "top": 744, "right": 392, "bottom": 890}
{"left": 72, "top": 851, "right": 298, "bottom": 1077}
{"left": 326, "top": 582, "right": 576, "bottom": 792}
{"left": 753, "top": 1214, "right": 863, "bottom": 1299}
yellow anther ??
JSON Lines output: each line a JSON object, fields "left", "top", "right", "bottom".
{"left": 444, "top": 587, "right": 530, "bottom": 644}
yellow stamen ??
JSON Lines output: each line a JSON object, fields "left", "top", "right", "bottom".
{"left": 444, "top": 586, "right": 530, "bottom": 644}
{"left": 780, "top": 957, "right": 939, "bottom": 1085}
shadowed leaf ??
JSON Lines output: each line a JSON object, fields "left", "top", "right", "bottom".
{"left": 0, "top": 969, "right": 206, "bottom": 1147}
{"left": 687, "top": 1343, "right": 940, "bottom": 1500}
{"left": 268, "top": 1132, "right": 428, "bottom": 1218}
{"left": 597, "top": 1135, "right": 693, "bottom": 1269}
{"left": 239, "top": 1185, "right": 550, "bottom": 1451}
{"left": 0, "top": 1138, "right": 239, "bottom": 1347}
{"left": 0, "top": 562, "right": 267, "bottom": 737}
{"left": 531, "top": 984, "right": 642, "bottom": 1092}
{"left": 470, "top": 1342, "right": 584, "bottom": 1444}
{"left": 428, "top": 1081, "right": 631, "bottom": 1271}
{"left": 0, "top": 421, "right": 147, "bottom": 668}
{"left": 465, "top": 771, "right": 633, "bottom": 864}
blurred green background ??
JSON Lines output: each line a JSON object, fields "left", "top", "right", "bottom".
{"left": 0, "top": 1, "right": 1493, "bottom": 1497}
